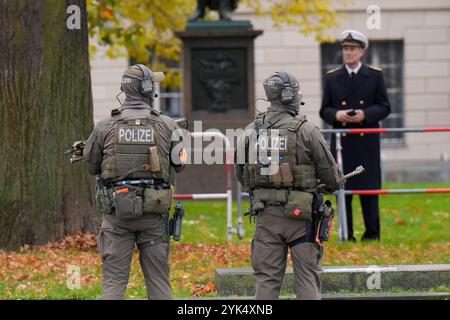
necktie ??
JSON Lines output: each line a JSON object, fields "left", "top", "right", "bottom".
{"left": 350, "top": 71, "right": 356, "bottom": 90}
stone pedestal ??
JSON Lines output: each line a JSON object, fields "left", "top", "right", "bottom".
{"left": 175, "top": 21, "right": 262, "bottom": 193}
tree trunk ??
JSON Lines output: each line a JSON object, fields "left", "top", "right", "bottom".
{"left": 0, "top": 0, "right": 98, "bottom": 250}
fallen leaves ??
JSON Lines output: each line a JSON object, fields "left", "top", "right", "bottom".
{"left": 1, "top": 233, "right": 449, "bottom": 299}
{"left": 169, "top": 243, "right": 252, "bottom": 296}
{"left": 21, "top": 233, "right": 98, "bottom": 252}
{"left": 1, "top": 233, "right": 102, "bottom": 298}
{"left": 191, "top": 282, "right": 216, "bottom": 297}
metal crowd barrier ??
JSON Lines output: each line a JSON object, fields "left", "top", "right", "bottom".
{"left": 322, "top": 127, "right": 450, "bottom": 241}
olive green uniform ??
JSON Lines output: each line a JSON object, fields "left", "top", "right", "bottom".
{"left": 84, "top": 106, "right": 183, "bottom": 300}
{"left": 236, "top": 72, "right": 344, "bottom": 300}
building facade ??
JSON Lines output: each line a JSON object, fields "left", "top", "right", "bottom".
{"left": 90, "top": 0, "right": 450, "bottom": 183}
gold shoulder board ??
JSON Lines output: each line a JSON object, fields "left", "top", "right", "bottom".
{"left": 327, "top": 67, "right": 340, "bottom": 75}
{"left": 369, "top": 65, "right": 382, "bottom": 72}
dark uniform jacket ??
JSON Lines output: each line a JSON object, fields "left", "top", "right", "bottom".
{"left": 320, "top": 64, "right": 391, "bottom": 189}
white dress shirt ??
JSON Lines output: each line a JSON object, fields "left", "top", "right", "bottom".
{"left": 345, "top": 62, "right": 362, "bottom": 76}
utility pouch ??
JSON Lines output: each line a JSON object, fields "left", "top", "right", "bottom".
{"left": 148, "top": 146, "right": 160, "bottom": 173}
{"left": 283, "top": 190, "right": 314, "bottom": 220}
{"left": 269, "top": 163, "right": 293, "bottom": 187}
{"left": 113, "top": 186, "right": 144, "bottom": 219}
{"left": 143, "top": 187, "right": 172, "bottom": 215}
{"left": 279, "top": 163, "right": 294, "bottom": 187}
{"left": 252, "top": 188, "right": 286, "bottom": 211}
{"left": 255, "top": 188, "right": 288, "bottom": 204}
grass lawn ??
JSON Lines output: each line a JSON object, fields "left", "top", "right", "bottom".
{"left": 1, "top": 183, "right": 449, "bottom": 299}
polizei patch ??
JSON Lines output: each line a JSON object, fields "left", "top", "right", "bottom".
{"left": 257, "top": 135, "right": 288, "bottom": 151}
{"left": 118, "top": 126, "right": 155, "bottom": 144}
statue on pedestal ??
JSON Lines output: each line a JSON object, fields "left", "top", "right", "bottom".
{"left": 189, "top": 0, "right": 239, "bottom": 21}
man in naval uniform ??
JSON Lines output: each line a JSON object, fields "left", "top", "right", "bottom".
{"left": 320, "top": 30, "right": 391, "bottom": 241}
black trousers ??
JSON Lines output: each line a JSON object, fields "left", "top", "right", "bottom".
{"left": 345, "top": 195, "right": 380, "bottom": 240}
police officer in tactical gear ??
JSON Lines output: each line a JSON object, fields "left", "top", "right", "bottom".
{"left": 236, "top": 72, "right": 345, "bottom": 300}
{"left": 84, "top": 64, "right": 186, "bottom": 300}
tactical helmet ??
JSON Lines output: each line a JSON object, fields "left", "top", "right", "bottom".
{"left": 263, "top": 72, "right": 302, "bottom": 106}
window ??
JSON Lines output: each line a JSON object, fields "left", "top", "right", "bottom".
{"left": 157, "top": 78, "right": 183, "bottom": 118}
{"left": 320, "top": 40, "right": 404, "bottom": 144}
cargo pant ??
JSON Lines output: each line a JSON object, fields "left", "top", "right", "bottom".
{"left": 252, "top": 206, "right": 324, "bottom": 300}
{"left": 96, "top": 213, "right": 172, "bottom": 300}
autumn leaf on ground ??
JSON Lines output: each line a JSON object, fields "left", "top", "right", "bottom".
{"left": 191, "top": 282, "right": 216, "bottom": 297}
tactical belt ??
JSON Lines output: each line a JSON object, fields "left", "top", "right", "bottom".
{"left": 253, "top": 188, "right": 290, "bottom": 205}
{"left": 114, "top": 179, "right": 155, "bottom": 186}
{"left": 111, "top": 179, "right": 170, "bottom": 189}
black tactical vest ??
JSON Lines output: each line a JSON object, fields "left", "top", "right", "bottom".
{"left": 241, "top": 113, "right": 317, "bottom": 191}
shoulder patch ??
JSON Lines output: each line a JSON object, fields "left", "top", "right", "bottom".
{"left": 369, "top": 65, "right": 382, "bottom": 72}
{"left": 326, "top": 67, "right": 340, "bottom": 75}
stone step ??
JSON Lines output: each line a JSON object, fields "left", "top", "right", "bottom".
{"left": 320, "top": 292, "right": 449, "bottom": 300}
{"left": 178, "top": 292, "right": 449, "bottom": 300}
{"left": 215, "top": 264, "right": 450, "bottom": 296}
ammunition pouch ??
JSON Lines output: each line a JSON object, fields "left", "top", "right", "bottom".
{"left": 112, "top": 185, "right": 172, "bottom": 219}
{"left": 251, "top": 188, "right": 314, "bottom": 221}
{"left": 254, "top": 188, "right": 288, "bottom": 206}
{"left": 113, "top": 185, "right": 144, "bottom": 219}
{"left": 143, "top": 187, "right": 173, "bottom": 215}
{"left": 243, "top": 163, "right": 318, "bottom": 191}
{"left": 248, "top": 188, "right": 284, "bottom": 217}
